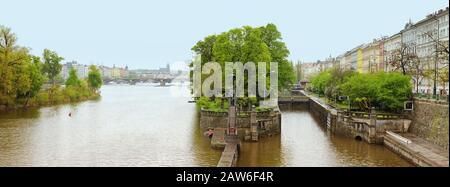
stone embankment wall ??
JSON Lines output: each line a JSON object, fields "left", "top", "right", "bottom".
{"left": 406, "top": 99, "right": 449, "bottom": 150}
{"left": 199, "top": 109, "right": 281, "bottom": 138}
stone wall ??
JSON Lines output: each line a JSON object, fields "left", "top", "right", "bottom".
{"left": 407, "top": 99, "right": 449, "bottom": 150}
{"left": 199, "top": 110, "right": 281, "bottom": 139}
{"left": 309, "top": 99, "right": 331, "bottom": 128}
{"left": 278, "top": 102, "right": 309, "bottom": 111}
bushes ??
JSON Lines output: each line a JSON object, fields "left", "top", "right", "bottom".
{"left": 197, "top": 97, "right": 229, "bottom": 112}
{"left": 309, "top": 70, "right": 412, "bottom": 112}
{"left": 309, "top": 70, "right": 332, "bottom": 96}
{"left": 24, "top": 82, "right": 98, "bottom": 107}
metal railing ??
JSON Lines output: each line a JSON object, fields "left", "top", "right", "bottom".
{"left": 414, "top": 93, "right": 449, "bottom": 103}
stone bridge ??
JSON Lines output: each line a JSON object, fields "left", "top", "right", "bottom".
{"left": 104, "top": 74, "right": 175, "bottom": 86}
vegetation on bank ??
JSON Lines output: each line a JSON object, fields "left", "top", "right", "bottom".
{"left": 190, "top": 23, "right": 295, "bottom": 111}
{"left": 308, "top": 68, "right": 412, "bottom": 112}
{"left": 0, "top": 25, "right": 102, "bottom": 110}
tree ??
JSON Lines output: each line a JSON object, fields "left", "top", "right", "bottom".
{"left": 309, "top": 70, "right": 332, "bottom": 95}
{"left": 191, "top": 24, "right": 295, "bottom": 110}
{"left": 406, "top": 56, "right": 429, "bottom": 93}
{"left": 87, "top": 65, "right": 103, "bottom": 92}
{"left": 424, "top": 30, "right": 449, "bottom": 64}
{"left": 65, "top": 68, "right": 81, "bottom": 87}
{"left": 192, "top": 35, "right": 217, "bottom": 64}
{"left": 341, "top": 72, "right": 412, "bottom": 111}
{"left": 375, "top": 72, "right": 412, "bottom": 111}
{"left": 0, "top": 26, "right": 31, "bottom": 106}
{"left": 259, "top": 23, "right": 295, "bottom": 90}
{"left": 437, "top": 67, "right": 449, "bottom": 94}
{"left": 42, "top": 49, "right": 63, "bottom": 87}
{"left": 23, "top": 56, "right": 46, "bottom": 106}
{"left": 387, "top": 42, "right": 419, "bottom": 75}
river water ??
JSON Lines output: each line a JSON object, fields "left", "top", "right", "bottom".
{"left": 0, "top": 85, "right": 411, "bottom": 166}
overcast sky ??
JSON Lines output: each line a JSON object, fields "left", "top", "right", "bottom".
{"left": 1, "top": 0, "right": 448, "bottom": 69}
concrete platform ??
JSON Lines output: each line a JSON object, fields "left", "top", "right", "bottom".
{"left": 384, "top": 131, "right": 449, "bottom": 167}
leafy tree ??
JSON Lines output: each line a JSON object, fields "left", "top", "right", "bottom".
{"left": 65, "top": 68, "right": 81, "bottom": 87}
{"left": 341, "top": 72, "right": 412, "bottom": 111}
{"left": 192, "top": 35, "right": 217, "bottom": 64}
{"left": 0, "top": 26, "right": 99, "bottom": 108}
{"left": 309, "top": 70, "right": 332, "bottom": 95}
{"left": 0, "top": 26, "right": 32, "bottom": 106}
{"left": 437, "top": 67, "right": 449, "bottom": 94}
{"left": 259, "top": 23, "right": 294, "bottom": 90}
{"left": 375, "top": 72, "right": 412, "bottom": 111}
{"left": 191, "top": 24, "right": 294, "bottom": 96}
{"left": 24, "top": 56, "right": 46, "bottom": 106}
{"left": 42, "top": 49, "right": 63, "bottom": 87}
{"left": 87, "top": 65, "right": 103, "bottom": 92}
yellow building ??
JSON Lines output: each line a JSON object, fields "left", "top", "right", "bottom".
{"left": 360, "top": 39, "right": 385, "bottom": 73}
{"left": 357, "top": 48, "right": 364, "bottom": 73}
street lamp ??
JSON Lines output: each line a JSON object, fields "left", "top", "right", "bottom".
{"left": 432, "top": 15, "right": 440, "bottom": 98}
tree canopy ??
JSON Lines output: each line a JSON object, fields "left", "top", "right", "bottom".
{"left": 191, "top": 23, "right": 295, "bottom": 95}
{"left": 87, "top": 65, "right": 103, "bottom": 92}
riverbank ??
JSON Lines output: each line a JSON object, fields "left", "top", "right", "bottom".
{"left": 0, "top": 86, "right": 101, "bottom": 112}
{"left": 302, "top": 90, "right": 449, "bottom": 167}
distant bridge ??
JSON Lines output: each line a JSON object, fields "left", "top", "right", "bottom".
{"left": 103, "top": 74, "right": 176, "bottom": 86}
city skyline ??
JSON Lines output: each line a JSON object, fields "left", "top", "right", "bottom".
{"left": 1, "top": 0, "right": 448, "bottom": 69}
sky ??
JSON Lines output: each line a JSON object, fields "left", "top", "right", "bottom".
{"left": 1, "top": 0, "right": 448, "bottom": 69}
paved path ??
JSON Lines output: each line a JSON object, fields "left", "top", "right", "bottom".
{"left": 399, "top": 133, "right": 449, "bottom": 167}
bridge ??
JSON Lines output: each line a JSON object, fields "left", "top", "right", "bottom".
{"left": 103, "top": 74, "right": 175, "bottom": 86}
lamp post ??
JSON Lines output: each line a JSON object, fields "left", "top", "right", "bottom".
{"left": 432, "top": 15, "right": 440, "bottom": 98}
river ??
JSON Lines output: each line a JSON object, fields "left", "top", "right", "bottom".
{"left": 0, "top": 85, "right": 412, "bottom": 166}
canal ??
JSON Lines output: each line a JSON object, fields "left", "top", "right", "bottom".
{"left": 0, "top": 85, "right": 412, "bottom": 166}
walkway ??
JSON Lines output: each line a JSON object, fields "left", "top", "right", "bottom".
{"left": 384, "top": 132, "right": 449, "bottom": 167}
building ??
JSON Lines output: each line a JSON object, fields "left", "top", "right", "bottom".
{"left": 307, "top": 6, "right": 449, "bottom": 94}
{"left": 400, "top": 7, "right": 449, "bottom": 93}
{"left": 383, "top": 33, "right": 402, "bottom": 72}
{"left": 361, "top": 38, "right": 385, "bottom": 73}
{"left": 300, "top": 57, "right": 338, "bottom": 81}
{"left": 61, "top": 61, "right": 89, "bottom": 80}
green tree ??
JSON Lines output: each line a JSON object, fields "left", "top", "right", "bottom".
{"left": 65, "top": 68, "right": 81, "bottom": 87}
{"left": 42, "top": 49, "right": 63, "bottom": 87}
{"left": 259, "top": 23, "right": 295, "bottom": 90}
{"left": 192, "top": 35, "right": 217, "bottom": 64}
{"left": 309, "top": 70, "right": 332, "bottom": 95}
{"left": 87, "top": 65, "right": 103, "bottom": 92}
{"left": 341, "top": 72, "right": 412, "bottom": 111}
{"left": 23, "top": 56, "right": 46, "bottom": 106}
{"left": 0, "top": 26, "right": 32, "bottom": 106}
{"left": 375, "top": 72, "right": 412, "bottom": 111}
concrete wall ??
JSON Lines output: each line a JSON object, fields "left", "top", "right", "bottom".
{"left": 407, "top": 99, "right": 449, "bottom": 150}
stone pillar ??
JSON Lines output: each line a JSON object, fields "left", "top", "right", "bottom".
{"left": 368, "top": 107, "right": 377, "bottom": 143}
{"left": 228, "top": 106, "right": 237, "bottom": 135}
{"left": 250, "top": 110, "right": 258, "bottom": 141}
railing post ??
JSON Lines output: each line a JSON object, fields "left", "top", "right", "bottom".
{"left": 368, "top": 107, "right": 377, "bottom": 143}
